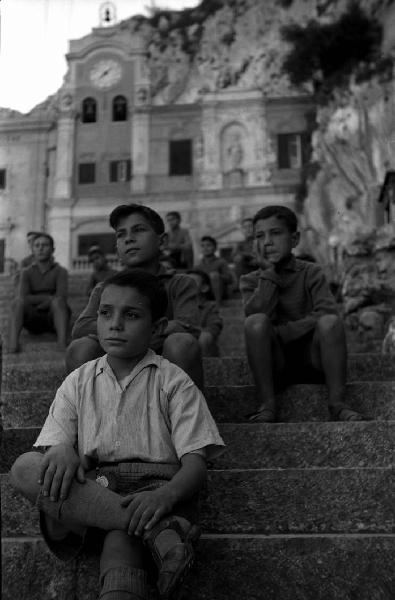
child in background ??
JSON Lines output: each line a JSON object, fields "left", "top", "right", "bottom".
{"left": 85, "top": 245, "right": 117, "bottom": 296}
{"left": 165, "top": 211, "right": 194, "bottom": 270}
{"left": 187, "top": 269, "right": 223, "bottom": 357}
{"left": 240, "top": 205, "right": 368, "bottom": 423}
{"left": 232, "top": 218, "right": 258, "bottom": 282}
{"left": 9, "top": 233, "right": 70, "bottom": 353}
{"left": 11, "top": 270, "right": 225, "bottom": 600}
{"left": 195, "top": 236, "right": 233, "bottom": 305}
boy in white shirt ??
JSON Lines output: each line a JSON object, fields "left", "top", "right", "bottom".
{"left": 11, "top": 269, "right": 225, "bottom": 600}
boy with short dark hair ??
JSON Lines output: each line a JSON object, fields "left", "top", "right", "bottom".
{"left": 67, "top": 204, "right": 203, "bottom": 389}
{"left": 165, "top": 211, "right": 194, "bottom": 270}
{"left": 11, "top": 269, "right": 225, "bottom": 600}
{"left": 195, "top": 236, "right": 233, "bottom": 305}
{"left": 187, "top": 269, "right": 223, "bottom": 357}
{"left": 85, "top": 245, "right": 117, "bottom": 296}
{"left": 9, "top": 233, "right": 70, "bottom": 353}
{"left": 241, "top": 205, "right": 367, "bottom": 423}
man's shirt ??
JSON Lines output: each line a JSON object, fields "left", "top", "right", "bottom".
{"left": 18, "top": 262, "right": 68, "bottom": 299}
{"left": 34, "top": 350, "right": 225, "bottom": 465}
{"left": 196, "top": 256, "right": 233, "bottom": 283}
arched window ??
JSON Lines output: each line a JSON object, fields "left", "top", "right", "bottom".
{"left": 82, "top": 97, "right": 97, "bottom": 123}
{"left": 112, "top": 95, "right": 127, "bottom": 121}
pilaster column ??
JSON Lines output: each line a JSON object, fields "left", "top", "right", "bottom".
{"left": 53, "top": 93, "right": 76, "bottom": 199}
{"left": 131, "top": 107, "right": 150, "bottom": 193}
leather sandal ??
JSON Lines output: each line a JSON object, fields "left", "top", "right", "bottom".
{"left": 330, "top": 403, "right": 370, "bottom": 422}
{"left": 245, "top": 407, "right": 276, "bottom": 423}
{"left": 143, "top": 517, "right": 200, "bottom": 599}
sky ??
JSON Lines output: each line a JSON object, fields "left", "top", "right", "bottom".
{"left": 0, "top": 0, "right": 199, "bottom": 113}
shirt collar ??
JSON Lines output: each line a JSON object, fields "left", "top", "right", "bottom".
{"left": 95, "top": 348, "right": 161, "bottom": 380}
{"left": 33, "top": 259, "right": 57, "bottom": 274}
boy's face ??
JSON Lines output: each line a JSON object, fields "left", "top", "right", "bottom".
{"left": 91, "top": 252, "right": 106, "bottom": 270}
{"left": 115, "top": 213, "right": 163, "bottom": 269}
{"left": 201, "top": 239, "right": 216, "bottom": 257}
{"left": 97, "top": 284, "right": 154, "bottom": 360}
{"left": 32, "top": 236, "right": 53, "bottom": 262}
{"left": 254, "top": 216, "right": 299, "bottom": 265}
{"left": 166, "top": 214, "right": 180, "bottom": 230}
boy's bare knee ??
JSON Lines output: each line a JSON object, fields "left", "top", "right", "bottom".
{"left": 66, "top": 337, "right": 102, "bottom": 372}
{"left": 51, "top": 296, "right": 66, "bottom": 310}
{"left": 164, "top": 333, "right": 200, "bottom": 359}
{"left": 209, "top": 272, "right": 220, "bottom": 281}
{"left": 10, "top": 452, "right": 42, "bottom": 492}
{"left": 316, "top": 314, "right": 343, "bottom": 336}
{"left": 245, "top": 313, "right": 272, "bottom": 336}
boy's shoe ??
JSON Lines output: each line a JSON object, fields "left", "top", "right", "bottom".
{"left": 144, "top": 517, "right": 200, "bottom": 599}
{"left": 245, "top": 407, "right": 276, "bottom": 423}
{"left": 329, "top": 403, "right": 371, "bottom": 422}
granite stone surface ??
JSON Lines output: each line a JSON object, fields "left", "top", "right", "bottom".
{"left": 0, "top": 427, "right": 39, "bottom": 471}
{"left": 3, "top": 468, "right": 395, "bottom": 537}
{"left": 3, "top": 536, "right": 395, "bottom": 600}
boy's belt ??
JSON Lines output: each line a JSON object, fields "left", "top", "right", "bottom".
{"left": 94, "top": 461, "right": 179, "bottom": 493}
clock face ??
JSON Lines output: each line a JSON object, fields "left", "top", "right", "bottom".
{"left": 89, "top": 59, "right": 122, "bottom": 89}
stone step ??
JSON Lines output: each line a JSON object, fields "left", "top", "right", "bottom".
{"left": 2, "top": 421, "right": 394, "bottom": 474}
{"left": 3, "top": 534, "right": 394, "bottom": 600}
{"left": 3, "top": 467, "right": 395, "bottom": 537}
{"left": 3, "top": 375, "right": 395, "bottom": 429}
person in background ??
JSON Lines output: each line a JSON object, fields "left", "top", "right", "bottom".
{"left": 66, "top": 203, "right": 204, "bottom": 390}
{"left": 85, "top": 245, "right": 117, "bottom": 296}
{"left": 187, "top": 269, "right": 223, "bottom": 357}
{"left": 195, "top": 236, "right": 233, "bottom": 305}
{"left": 240, "top": 205, "right": 368, "bottom": 424}
{"left": 10, "top": 269, "right": 225, "bottom": 600}
{"left": 165, "top": 211, "right": 194, "bottom": 270}
{"left": 20, "top": 231, "right": 42, "bottom": 269}
{"left": 232, "top": 218, "right": 258, "bottom": 282}
{"left": 9, "top": 233, "right": 70, "bottom": 353}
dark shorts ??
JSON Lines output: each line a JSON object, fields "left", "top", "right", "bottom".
{"left": 39, "top": 461, "right": 199, "bottom": 562}
{"left": 277, "top": 330, "right": 325, "bottom": 387}
{"left": 24, "top": 303, "right": 71, "bottom": 334}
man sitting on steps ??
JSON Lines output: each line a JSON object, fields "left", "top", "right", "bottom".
{"left": 240, "top": 205, "right": 369, "bottom": 423}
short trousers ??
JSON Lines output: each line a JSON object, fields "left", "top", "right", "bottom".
{"left": 24, "top": 304, "right": 71, "bottom": 334}
{"left": 277, "top": 329, "right": 325, "bottom": 387}
{"left": 39, "top": 460, "right": 199, "bottom": 562}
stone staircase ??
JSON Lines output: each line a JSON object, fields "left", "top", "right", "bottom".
{"left": 1, "top": 274, "right": 395, "bottom": 599}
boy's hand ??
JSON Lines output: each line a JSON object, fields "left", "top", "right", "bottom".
{"left": 253, "top": 239, "right": 275, "bottom": 271}
{"left": 38, "top": 443, "right": 86, "bottom": 502}
{"left": 121, "top": 487, "right": 175, "bottom": 537}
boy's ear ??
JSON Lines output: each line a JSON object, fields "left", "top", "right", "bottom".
{"left": 291, "top": 231, "right": 300, "bottom": 249}
{"left": 152, "top": 317, "right": 168, "bottom": 336}
{"left": 158, "top": 233, "right": 167, "bottom": 250}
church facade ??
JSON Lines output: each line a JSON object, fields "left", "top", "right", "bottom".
{"left": 0, "top": 17, "right": 314, "bottom": 271}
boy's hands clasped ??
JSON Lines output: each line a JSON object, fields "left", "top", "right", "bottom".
{"left": 121, "top": 486, "right": 175, "bottom": 537}
{"left": 38, "top": 443, "right": 86, "bottom": 502}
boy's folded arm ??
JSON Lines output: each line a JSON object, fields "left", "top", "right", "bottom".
{"left": 71, "top": 282, "right": 104, "bottom": 339}
{"left": 275, "top": 267, "right": 339, "bottom": 344}
{"left": 240, "top": 270, "right": 280, "bottom": 317}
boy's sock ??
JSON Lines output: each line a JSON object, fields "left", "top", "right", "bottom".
{"left": 100, "top": 566, "right": 148, "bottom": 600}
{"left": 37, "top": 478, "right": 130, "bottom": 532}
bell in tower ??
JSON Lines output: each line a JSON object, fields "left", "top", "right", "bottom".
{"left": 99, "top": 1, "right": 117, "bottom": 27}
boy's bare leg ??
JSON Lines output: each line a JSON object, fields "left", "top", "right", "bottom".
{"left": 209, "top": 272, "right": 222, "bottom": 304}
{"left": 100, "top": 531, "right": 148, "bottom": 599}
{"left": 244, "top": 313, "right": 284, "bottom": 422}
{"left": 51, "top": 297, "right": 70, "bottom": 350}
{"left": 65, "top": 336, "right": 104, "bottom": 373}
{"left": 8, "top": 298, "right": 25, "bottom": 353}
{"left": 311, "top": 314, "right": 367, "bottom": 420}
{"left": 199, "top": 331, "right": 219, "bottom": 357}
{"left": 163, "top": 333, "right": 204, "bottom": 390}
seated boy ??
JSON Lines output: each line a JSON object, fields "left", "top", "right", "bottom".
{"left": 240, "top": 205, "right": 368, "bottom": 423}
{"left": 11, "top": 269, "right": 225, "bottom": 600}
{"left": 9, "top": 233, "right": 70, "bottom": 353}
{"left": 165, "top": 211, "right": 194, "bottom": 270}
{"left": 232, "top": 218, "right": 258, "bottom": 282}
{"left": 85, "top": 245, "right": 117, "bottom": 296}
{"left": 187, "top": 269, "right": 223, "bottom": 357}
{"left": 195, "top": 236, "right": 233, "bottom": 305}
{"left": 67, "top": 204, "right": 203, "bottom": 389}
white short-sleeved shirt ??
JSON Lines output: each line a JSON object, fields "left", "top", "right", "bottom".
{"left": 34, "top": 350, "right": 225, "bottom": 465}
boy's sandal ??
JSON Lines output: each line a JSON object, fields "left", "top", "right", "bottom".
{"left": 144, "top": 517, "right": 200, "bottom": 599}
{"left": 245, "top": 408, "right": 276, "bottom": 423}
{"left": 330, "top": 404, "right": 371, "bottom": 422}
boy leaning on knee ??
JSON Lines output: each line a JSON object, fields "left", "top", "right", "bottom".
{"left": 11, "top": 269, "right": 225, "bottom": 600}
{"left": 240, "top": 205, "right": 369, "bottom": 423}
{"left": 67, "top": 204, "right": 203, "bottom": 389}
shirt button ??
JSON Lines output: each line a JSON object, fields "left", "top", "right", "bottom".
{"left": 115, "top": 441, "right": 120, "bottom": 448}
